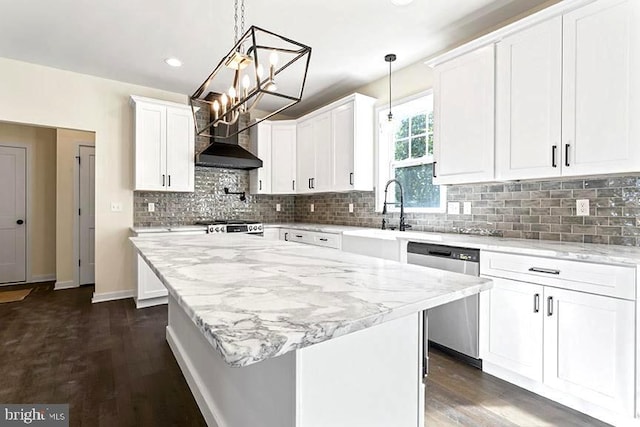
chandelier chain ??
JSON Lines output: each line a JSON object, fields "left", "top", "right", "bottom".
{"left": 233, "top": 0, "right": 239, "bottom": 45}
{"left": 241, "top": 0, "right": 245, "bottom": 36}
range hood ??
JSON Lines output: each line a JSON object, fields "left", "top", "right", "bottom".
{"left": 195, "top": 92, "right": 263, "bottom": 170}
{"left": 196, "top": 142, "right": 263, "bottom": 170}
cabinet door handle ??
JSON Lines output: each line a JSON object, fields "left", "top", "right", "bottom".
{"left": 259, "top": 180, "right": 262, "bottom": 191}
{"left": 564, "top": 143, "right": 570, "bottom": 167}
{"left": 284, "top": 232, "right": 289, "bottom": 241}
{"left": 528, "top": 267, "right": 560, "bottom": 275}
{"left": 547, "top": 296, "right": 554, "bottom": 316}
{"left": 349, "top": 172, "right": 354, "bottom": 186}
{"left": 311, "top": 178, "right": 315, "bottom": 189}
{"left": 552, "top": 145, "right": 557, "bottom": 168}
{"left": 292, "top": 180, "right": 295, "bottom": 191}
{"left": 162, "top": 174, "right": 165, "bottom": 187}
{"left": 533, "top": 293, "right": 540, "bottom": 313}
{"left": 168, "top": 175, "right": 171, "bottom": 187}
{"left": 432, "top": 161, "right": 437, "bottom": 178}
{"left": 308, "top": 178, "right": 312, "bottom": 189}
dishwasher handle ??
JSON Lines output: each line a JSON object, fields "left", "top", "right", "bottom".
{"left": 427, "top": 250, "right": 453, "bottom": 258}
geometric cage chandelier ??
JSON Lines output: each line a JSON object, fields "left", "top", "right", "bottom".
{"left": 190, "top": 0, "right": 312, "bottom": 141}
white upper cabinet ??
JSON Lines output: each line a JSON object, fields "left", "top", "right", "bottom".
{"left": 249, "top": 120, "right": 296, "bottom": 195}
{"left": 561, "top": 0, "right": 640, "bottom": 176}
{"left": 297, "top": 113, "right": 332, "bottom": 193}
{"left": 132, "top": 96, "right": 194, "bottom": 192}
{"left": 312, "top": 112, "right": 333, "bottom": 192}
{"left": 270, "top": 123, "right": 297, "bottom": 194}
{"left": 296, "top": 93, "right": 376, "bottom": 194}
{"left": 495, "top": 17, "right": 563, "bottom": 180}
{"left": 433, "top": 44, "right": 495, "bottom": 185}
{"left": 249, "top": 121, "right": 273, "bottom": 194}
{"left": 332, "top": 95, "right": 375, "bottom": 192}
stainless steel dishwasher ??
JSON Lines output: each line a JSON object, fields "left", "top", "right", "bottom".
{"left": 407, "top": 242, "right": 481, "bottom": 370}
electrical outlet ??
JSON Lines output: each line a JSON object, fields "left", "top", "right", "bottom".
{"left": 447, "top": 202, "right": 460, "bottom": 215}
{"left": 276, "top": 204, "right": 281, "bottom": 212}
{"left": 110, "top": 202, "right": 122, "bottom": 212}
{"left": 349, "top": 203, "right": 354, "bottom": 213}
{"left": 463, "top": 202, "right": 472, "bottom": 215}
{"left": 147, "top": 202, "right": 155, "bottom": 212}
{"left": 310, "top": 204, "right": 314, "bottom": 212}
{"left": 576, "top": 199, "right": 590, "bottom": 216}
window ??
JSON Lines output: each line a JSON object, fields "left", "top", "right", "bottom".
{"left": 377, "top": 91, "right": 445, "bottom": 212}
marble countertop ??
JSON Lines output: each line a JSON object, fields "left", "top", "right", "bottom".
{"left": 130, "top": 234, "right": 491, "bottom": 367}
{"left": 131, "top": 225, "right": 208, "bottom": 234}
{"left": 264, "top": 223, "right": 364, "bottom": 234}
{"left": 341, "top": 228, "right": 640, "bottom": 265}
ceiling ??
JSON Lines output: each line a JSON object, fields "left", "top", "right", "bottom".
{"left": 0, "top": 0, "right": 552, "bottom": 116}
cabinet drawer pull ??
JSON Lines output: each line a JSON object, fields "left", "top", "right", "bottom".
{"left": 349, "top": 172, "right": 354, "bottom": 186}
{"left": 551, "top": 145, "right": 557, "bottom": 168}
{"left": 547, "top": 296, "right": 554, "bottom": 316}
{"left": 564, "top": 143, "right": 570, "bottom": 167}
{"left": 528, "top": 267, "right": 560, "bottom": 275}
{"left": 295, "top": 234, "right": 303, "bottom": 238}
{"left": 533, "top": 293, "right": 540, "bottom": 313}
{"left": 319, "top": 238, "right": 328, "bottom": 242}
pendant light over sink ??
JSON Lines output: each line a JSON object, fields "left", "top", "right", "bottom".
{"left": 385, "top": 53, "right": 397, "bottom": 122}
{"left": 190, "top": 0, "right": 312, "bottom": 141}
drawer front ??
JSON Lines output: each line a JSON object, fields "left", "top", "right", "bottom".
{"left": 311, "top": 232, "right": 341, "bottom": 249}
{"left": 288, "top": 230, "right": 312, "bottom": 244}
{"left": 481, "top": 251, "right": 635, "bottom": 300}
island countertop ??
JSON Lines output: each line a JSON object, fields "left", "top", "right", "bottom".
{"left": 130, "top": 234, "right": 492, "bottom": 367}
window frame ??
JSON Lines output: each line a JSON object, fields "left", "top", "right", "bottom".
{"left": 375, "top": 90, "right": 446, "bottom": 214}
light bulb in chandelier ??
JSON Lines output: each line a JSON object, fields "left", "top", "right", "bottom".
{"left": 256, "top": 64, "right": 264, "bottom": 80}
{"left": 212, "top": 100, "right": 220, "bottom": 120}
{"left": 242, "top": 75, "right": 251, "bottom": 99}
{"left": 228, "top": 86, "right": 237, "bottom": 102}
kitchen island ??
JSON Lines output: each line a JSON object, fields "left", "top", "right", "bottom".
{"left": 130, "top": 234, "right": 492, "bottom": 427}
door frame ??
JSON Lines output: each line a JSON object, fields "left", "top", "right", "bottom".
{"left": 0, "top": 142, "right": 32, "bottom": 285}
{"left": 73, "top": 142, "right": 95, "bottom": 288}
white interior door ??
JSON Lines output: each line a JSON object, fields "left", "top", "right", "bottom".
{"left": 79, "top": 145, "right": 95, "bottom": 285}
{"left": 0, "top": 146, "right": 26, "bottom": 284}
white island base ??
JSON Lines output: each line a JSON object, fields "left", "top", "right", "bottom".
{"left": 167, "top": 295, "right": 425, "bottom": 427}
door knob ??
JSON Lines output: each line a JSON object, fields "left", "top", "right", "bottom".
{"left": 16, "top": 219, "right": 24, "bottom": 225}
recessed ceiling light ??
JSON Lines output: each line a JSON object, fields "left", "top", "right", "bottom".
{"left": 391, "top": 0, "right": 414, "bottom": 5}
{"left": 165, "top": 57, "right": 182, "bottom": 67}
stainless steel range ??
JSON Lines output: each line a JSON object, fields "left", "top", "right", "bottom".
{"left": 195, "top": 220, "right": 263, "bottom": 235}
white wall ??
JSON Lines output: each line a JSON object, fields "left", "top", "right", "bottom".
{"left": 0, "top": 58, "right": 186, "bottom": 298}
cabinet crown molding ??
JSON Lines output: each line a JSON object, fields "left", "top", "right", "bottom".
{"left": 425, "top": 0, "right": 598, "bottom": 67}
{"left": 297, "top": 93, "right": 376, "bottom": 123}
{"left": 129, "top": 95, "right": 191, "bottom": 110}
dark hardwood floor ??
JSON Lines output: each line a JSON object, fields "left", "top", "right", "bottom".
{"left": 1, "top": 284, "right": 610, "bottom": 426}
{"left": 0, "top": 283, "right": 206, "bottom": 427}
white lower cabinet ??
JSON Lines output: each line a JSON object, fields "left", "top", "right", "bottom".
{"left": 136, "top": 253, "right": 168, "bottom": 309}
{"left": 279, "top": 228, "right": 341, "bottom": 250}
{"left": 480, "top": 251, "right": 637, "bottom": 424}
{"left": 479, "top": 277, "right": 543, "bottom": 381}
{"left": 543, "top": 287, "right": 635, "bottom": 416}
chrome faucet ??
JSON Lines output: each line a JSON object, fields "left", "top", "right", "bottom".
{"left": 381, "top": 179, "right": 410, "bottom": 231}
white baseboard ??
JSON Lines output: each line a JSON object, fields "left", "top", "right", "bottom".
{"left": 91, "top": 289, "right": 135, "bottom": 304}
{"left": 31, "top": 274, "right": 56, "bottom": 283}
{"left": 135, "top": 295, "right": 168, "bottom": 309}
{"left": 54, "top": 280, "right": 77, "bottom": 290}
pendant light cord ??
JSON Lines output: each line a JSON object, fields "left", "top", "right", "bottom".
{"left": 388, "top": 59, "right": 392, "bottom": 120}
